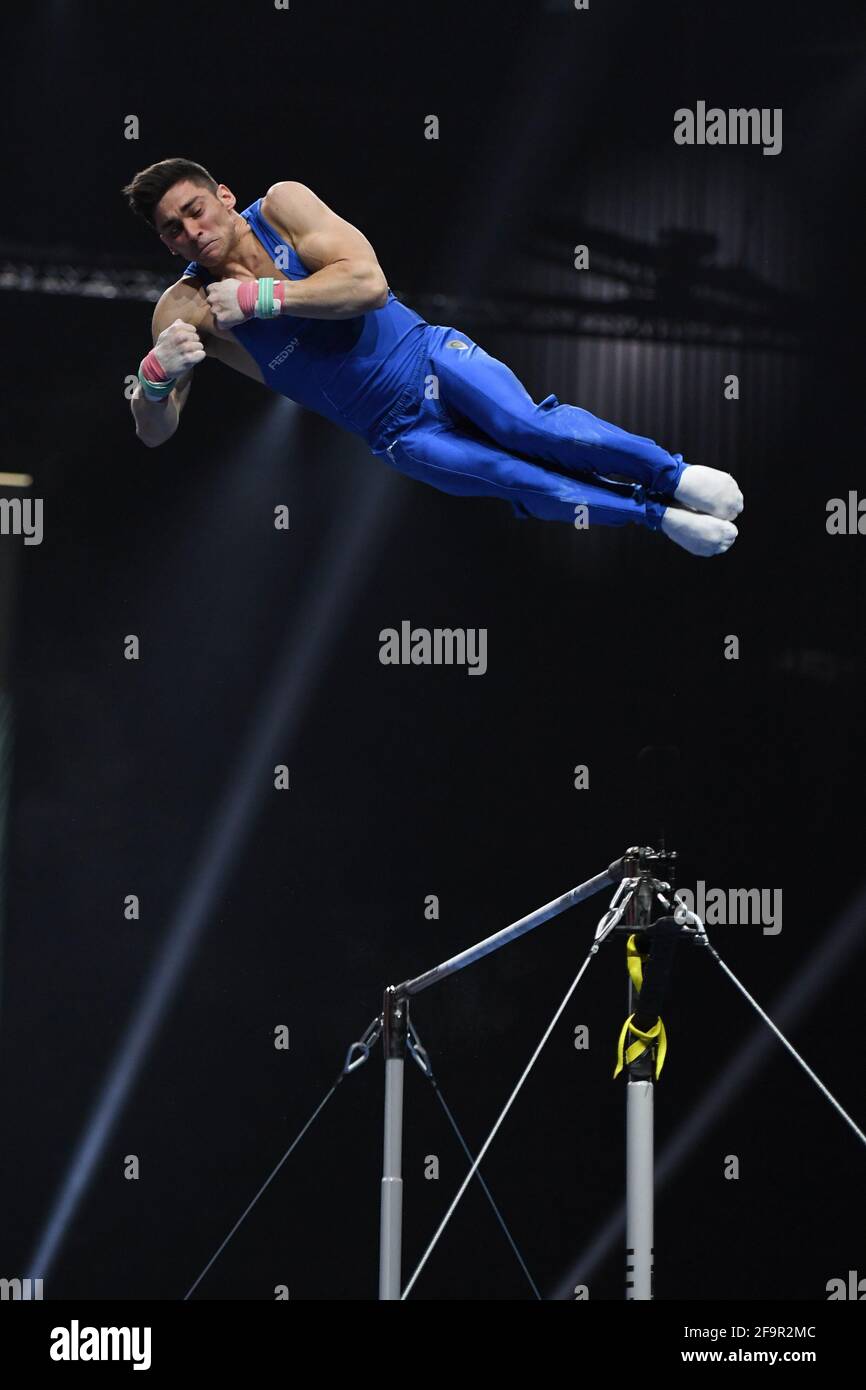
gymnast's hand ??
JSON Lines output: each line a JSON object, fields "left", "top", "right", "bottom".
{"left": 204, "top": 278, "right": 251, "bottom": 330}
{"left": 152, "top": 319, "right": 207, "bottom": 377}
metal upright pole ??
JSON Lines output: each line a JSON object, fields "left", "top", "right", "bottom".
{"left": 626, "top": 1066, "right": 654, "bottom": 1300}
{"left": 379, "top": 987, "right": 408, "bottom": 1299}
{"left": 623, "top": 852, "right": 655, "bottom": 1300}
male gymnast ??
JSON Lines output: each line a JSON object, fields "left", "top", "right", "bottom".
{"left": 123, "top": 159, "right": 743, "bottom": 556}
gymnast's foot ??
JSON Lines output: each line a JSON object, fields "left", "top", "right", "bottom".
{"left": 672, "top": 464, "right": 743, "bottom": 521}
{"left": 660, "top": 507, "right": 738, "bottom": 556}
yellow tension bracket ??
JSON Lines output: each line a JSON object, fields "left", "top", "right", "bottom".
{"left": 613, "top": 933, "right": 668, "bottom": 1079}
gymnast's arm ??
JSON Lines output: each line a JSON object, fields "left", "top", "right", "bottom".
{"left": 131, "top": 291, "right": 205, "bottom": 447}
{"left": 260, "top": 181, "right": 389, "bottom": 317}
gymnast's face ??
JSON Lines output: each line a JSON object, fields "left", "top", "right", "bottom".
{"left": 154, "top": 180, "right": 237, "bottom": 264}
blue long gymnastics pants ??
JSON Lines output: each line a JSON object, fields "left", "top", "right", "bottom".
{"left": 377, "top": 325, "right": 689, "bottom": 529}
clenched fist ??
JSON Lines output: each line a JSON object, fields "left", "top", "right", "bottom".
{"left": 204, "top": 278, "right": 252, "bottom": 330}
{"left": 153, "top": 319, "right": 207, "bottom": 377}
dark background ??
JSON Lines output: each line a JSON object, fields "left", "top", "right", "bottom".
{"left": 0, "top": 0, "right": 864, "bottom": 1301}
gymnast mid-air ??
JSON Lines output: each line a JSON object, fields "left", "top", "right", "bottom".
{"left": 123, "top": 158, "right": 743, "bottom": 556}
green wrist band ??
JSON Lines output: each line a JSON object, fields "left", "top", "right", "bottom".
{"left": 138, "top": 367, "right": 176, "bottom": 399}
{"left": 255, "top": 277, "right": 279, "bottom": 319}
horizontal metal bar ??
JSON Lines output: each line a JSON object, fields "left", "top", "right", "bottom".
{"left": 396, "top": 864, "right": 619, "bottom": 998}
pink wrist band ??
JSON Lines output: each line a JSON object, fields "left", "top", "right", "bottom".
{"left": 237, "top": 281, "right": 258, "bottom": 317}
{"left": 236, "top": 279, "right": 286, "bottom": 318}
{"left": 140, "top": 348, "right": 171, "bottom": 382}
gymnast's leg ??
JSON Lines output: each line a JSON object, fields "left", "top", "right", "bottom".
{"left": 380, "top": 409, "right": 737, "bottom": 555}
{"left": 426, "top": 329, "right": 743, "bottom": 524}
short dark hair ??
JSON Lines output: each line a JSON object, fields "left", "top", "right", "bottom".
{"left": 121, "top": 158, "right": 219, "bottom": 229}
